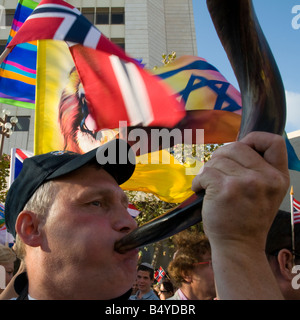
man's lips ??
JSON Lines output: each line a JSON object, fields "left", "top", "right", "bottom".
{"left": 115, "top": 243, "right": 139, "bottom": 257}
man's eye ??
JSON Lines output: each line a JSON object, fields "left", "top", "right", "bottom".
{"left": 91, "top": 201, "right": 102, "bottom": 207}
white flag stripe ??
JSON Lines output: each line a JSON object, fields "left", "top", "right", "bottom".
{"left": 294, "top": 200, "right": 300, "bottom": 210}
{"left": 83, "top": 27, "right": 102, "bottom": 49}
{"left": 294, "top": 202, "right": 300, "bottom": 208}
{"left": 66, "top": 41, "right": 77, "bottom": 47}
{"left": 34, "top": 4, "right": 80, "bottom": 15}
{"left": 125, "top": 62, "right": 154, "bottom": 126}
{"left": 109, "top": 55, "right": 145, "bottom": 126}
{"left": 9, "top": 148, "right": 16, "bottom": 187}
{"left": 294, "top": 197, "right": 300, "bottom": 223}
{"left": 54, "top": 14, "right": 78, "bottom": 40}
{"left": 15, "top": 152, "right": 31, "bottom": 162}
{"left": 27, "top": 12, "right": 77, "bottom": 40}
{"left": 294, "top": 212, "right": 300, "bottom": 217}
{"left": 127, "top": 208, "right": 140, "bottom": 218}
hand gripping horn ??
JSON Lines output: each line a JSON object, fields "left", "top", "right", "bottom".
{"left": 115, "top": 0, "right": 286, "bottom": 254}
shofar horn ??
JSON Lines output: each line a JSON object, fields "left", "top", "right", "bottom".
{"left": 115, "top": 0, "right": 286, "bottom": 254}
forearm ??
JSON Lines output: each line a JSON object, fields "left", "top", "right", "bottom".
{"left": 211, "top": 242, "right": 284, "bottom": 300}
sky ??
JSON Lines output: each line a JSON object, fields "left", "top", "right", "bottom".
{"left": 192, "top": 0, "right": 300, "bottom": 134}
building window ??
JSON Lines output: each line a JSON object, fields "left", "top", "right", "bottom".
{"left": 81, "top": 7, "right": 124, "bottom": 25}
{"left": 111, "top": 38, "right": 125, "bottom": 50}
{"left": 9, "top": 116, "right": 30, "bottom": 132}
{"left": 111, "top": 8, "right": 124, "bottom": 24}
{"left": 96, "top": 8, "right": 109, "bottom": 24}
{"left": 5, "top": 9, "right": 15, "bottom": 27}
{"left": 81, "top": 7, "right": 94, "bottom": 24}
{"left": 0, "top": 40, "right": 6, "bottom": 54}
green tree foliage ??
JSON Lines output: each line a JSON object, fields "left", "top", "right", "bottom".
{"left": 161, "top": 51, "right": 176, "bottom": 65}
{"left": 0, "top": 154, "right": 10, "bottom": 204}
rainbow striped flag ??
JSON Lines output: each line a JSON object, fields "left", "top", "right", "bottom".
{"left": 0, "top": 0, "right": 38, "bottom": 109}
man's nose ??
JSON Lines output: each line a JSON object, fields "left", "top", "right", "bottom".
{"left": 112, "top": 205, "right": 138, "bottom": 234}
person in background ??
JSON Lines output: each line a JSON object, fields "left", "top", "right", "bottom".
{"left": 168, "top": 231, "right": 215, "bottom": 300}
{"left": 129, "top": 262, "right": 159, "bottom": 300}
{"left": 157, "top": 279, "right": 174, "bottom": 300}
{"left": 0, "top": 259, "right": 25, "bottom": 300}
{"left": 0, "top": 244, "right": 16, "bottom": 292}
{"left": 130, "top": 278, "right": 138, "bottom": 296}
{"left": 266, "top": 210, "right": 300, "bottom": 300}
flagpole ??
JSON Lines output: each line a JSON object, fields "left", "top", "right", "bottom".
{"left": 290, "top": 185, "right": 296, "bottom": 264}
{"left": 0, "top": 48, "right": 12, "bottom": 65}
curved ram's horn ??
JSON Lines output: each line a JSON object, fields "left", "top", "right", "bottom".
{"left": 115, "top": 0, "right": 286, "bottom": 254}
{"left": 206, "top": 0, "right": 286, "bottom": 139}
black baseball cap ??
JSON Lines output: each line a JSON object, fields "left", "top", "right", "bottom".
{"left": 5, "top": 139, "right": 136, "bottom": 238}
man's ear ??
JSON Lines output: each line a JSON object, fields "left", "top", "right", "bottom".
{"left": 181, "top": 270, "right": 192, "bottom": 283}
{"left": 15, "top": 210, "right": 43, "bottom": 247}
{"left": 277, "top": 249, "right": 295, "bottom": 281}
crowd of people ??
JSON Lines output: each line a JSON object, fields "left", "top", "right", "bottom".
{"left": 128, "top": 209, "right": 300, "bottom": 300}
{"left": 3, "top": 208, "right": 298, "bottom": 301}
{"left": 0, "top": 132, "right": 296, "bottom": 300}
{"left": 127, "top": 231, "right": 215, "bottom": 300}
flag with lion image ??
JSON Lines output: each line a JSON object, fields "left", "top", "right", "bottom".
{"left": 35, "top": 40, "right": 202, "bottom": 203}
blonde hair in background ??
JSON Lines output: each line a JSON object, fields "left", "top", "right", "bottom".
{"left": 0, "top": 244, "right": 16, "bottom": 265}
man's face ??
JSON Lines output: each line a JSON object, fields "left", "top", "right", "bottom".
{"left": 41, "top": 165, "right": 138, "bottom": 299}
{"left": 1, "top": 262, "right": 14, "bottom": 286}
{"left": 189, "top": 252, "right": 216, "bottom": 300}
{"left": 136, "top": 270, "right": 153, "bottom": 294}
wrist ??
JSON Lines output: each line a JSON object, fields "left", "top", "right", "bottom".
{"left": 207, "top": 229, "right": 267, "bottom": 254}
{"left": 210, "top": 240, "right": 283, "bottom": 300}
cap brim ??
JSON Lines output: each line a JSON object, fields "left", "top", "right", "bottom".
{"left": 47, "top": 139, "right": 136, "bottom": 185}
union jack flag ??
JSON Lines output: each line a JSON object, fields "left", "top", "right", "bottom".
{"left": 293, "top": 197, "right": 300, "bottom": 224}
{"left": 9, "top": 148, "right": 33, "bottom": 186}
{"left": 155, "top": 266, "right": 166, "bottom": 283}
